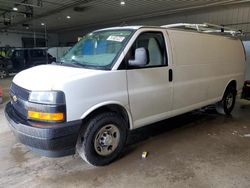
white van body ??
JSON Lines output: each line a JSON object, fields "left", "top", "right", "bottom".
{"left": 13, "top": 27, "right": 245, "bottom": 128}
{"left": 5, "top": 25, "right": 246, "bottom": 166}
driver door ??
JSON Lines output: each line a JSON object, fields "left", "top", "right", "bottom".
{"left": 126, "top": 31, "right": 173, "bottom": 128}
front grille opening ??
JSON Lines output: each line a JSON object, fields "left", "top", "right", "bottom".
{"left": 10, "top": 83, "right": 30, "bottom": 120}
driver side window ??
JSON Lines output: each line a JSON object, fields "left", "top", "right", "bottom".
{"left": 126, "top": 32, "right": 167, "bottom": 69}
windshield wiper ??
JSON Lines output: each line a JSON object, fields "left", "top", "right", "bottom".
{"left": 72, "top": 59, "right": 88, "bottom": 66}
{"left": 57, "top": 59, "right": 110, "bottom": 70}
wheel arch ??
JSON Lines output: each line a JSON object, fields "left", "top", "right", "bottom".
{"left": 80, "top": 101, "right": 133, "bottom": 130}
{"left": 226, "top": 80, "right": 237, "bottom": 91}
{"left": 222, "top": 80, "right": 237, "bottom": 99}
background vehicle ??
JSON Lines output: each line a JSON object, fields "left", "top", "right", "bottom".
{"left": 0, "top": 48, "right": 55, "bottom": 78}
{"left": 0, "top": 55, "right": 10, "bottom": 79}
{"left": 8, "top": 48, "right": 55, "bottom": 72}
{"left": 242, "top": 81, "right": 250, "bottom": 100}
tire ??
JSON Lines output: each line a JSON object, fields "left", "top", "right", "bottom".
{"left": 0, "top": 68, "right": 8, "bottom": 79}
{"left": 76, "top": 112, "right": 128, "bottom": 166}
{"left": 216, "top": 86, "right": 236, "bottom": 115}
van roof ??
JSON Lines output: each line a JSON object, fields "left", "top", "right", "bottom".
{"left": 96, "top": 26, "right": 143, "bottom": 31}
{"left": 96, "top": 23, "right": 243, "bottom": 38}
{"left": 96, "top": 26, "right": 162, "bottom": 31}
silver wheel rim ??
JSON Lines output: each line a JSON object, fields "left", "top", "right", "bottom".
{"left": 94, "top": 124, "right": 120, "bottom": 156}
{"left": 0, "top": 70, "right": 6, "bottom": 79}
{"left": 226, "top": 93, "right": 234, "bottom": 109}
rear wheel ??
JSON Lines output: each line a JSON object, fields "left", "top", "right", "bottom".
{"left": 76, "top": 112, "right": 127, "bottom": 166}
{"left": 216, "top": 86, "right": 236, "bottom": 115}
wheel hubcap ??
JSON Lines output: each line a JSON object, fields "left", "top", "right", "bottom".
{"left": 94, "top": 124, "right": 120, "bottom": 156}
{"left": 0, "top": 70, "right": 6, "bottom": 79}
{"left": 226, "top": 93, "right": 234, "bottom": 109}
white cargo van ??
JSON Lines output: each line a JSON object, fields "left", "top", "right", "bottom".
{"left": 5, "top": 23, "right": 246, "bottom": 166}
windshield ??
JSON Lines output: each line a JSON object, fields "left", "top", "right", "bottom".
{"left": 61, "top": 29, "right": 133, "bottom": 70}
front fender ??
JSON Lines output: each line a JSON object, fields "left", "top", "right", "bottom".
{"left": 80, "top": 101, "right": 134, "bottom": 130}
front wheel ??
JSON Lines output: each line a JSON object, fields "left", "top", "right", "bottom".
{"left": 216, "top": 86, "right": 236, "bottom": 115}
{"left": 76, "top": 112, "right": 128, "bottom": 166}
{"left": 0, "top": 68, "right": 8, "bottom": 79}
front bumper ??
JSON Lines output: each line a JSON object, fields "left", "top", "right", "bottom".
{"left": 5, "top": 102, "right": 82, "bottom": 157}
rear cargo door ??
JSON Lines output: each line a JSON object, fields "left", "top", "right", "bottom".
{"left": 126, "top": 30, "right": 173, "bottom": 128}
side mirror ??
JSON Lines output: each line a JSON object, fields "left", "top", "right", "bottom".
{"left": 128, "top": 47, "right": 148, "bottom": 67}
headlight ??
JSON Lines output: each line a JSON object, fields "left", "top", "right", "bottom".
{"left": 28, "top": 91, "right": 66, "bottom": 122}
{"left": 29, "top": 91, "right": 65, "bottom": 104}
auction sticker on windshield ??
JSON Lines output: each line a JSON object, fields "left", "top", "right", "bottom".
{"left": 107, "top": 35, "right": 125, "bottom": 42}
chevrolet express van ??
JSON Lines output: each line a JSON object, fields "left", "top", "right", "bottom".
{"left": 5, "top": 24, "right": 246, "bottom": 166}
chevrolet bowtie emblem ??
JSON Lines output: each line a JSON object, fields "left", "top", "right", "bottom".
{"left": 12, "top": 95, "right": 17, "bottom": 102}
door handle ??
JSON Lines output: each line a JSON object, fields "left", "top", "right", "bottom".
{"left": 169, "top": 69, "right": 173, "bottom": 82}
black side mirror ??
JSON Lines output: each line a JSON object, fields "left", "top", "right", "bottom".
{"left": 128, "top": 47, "right": 149, "bottom": 67}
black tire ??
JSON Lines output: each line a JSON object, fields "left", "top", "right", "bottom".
{"left": 76, "top": 112, "right": 128, "bottom": 166}
{"left": 216, "top": 86, "right": 236, "bottom": 115}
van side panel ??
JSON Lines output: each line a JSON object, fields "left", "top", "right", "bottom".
{"left": 167, "top": 30, "right": 245, "bottom": 112}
